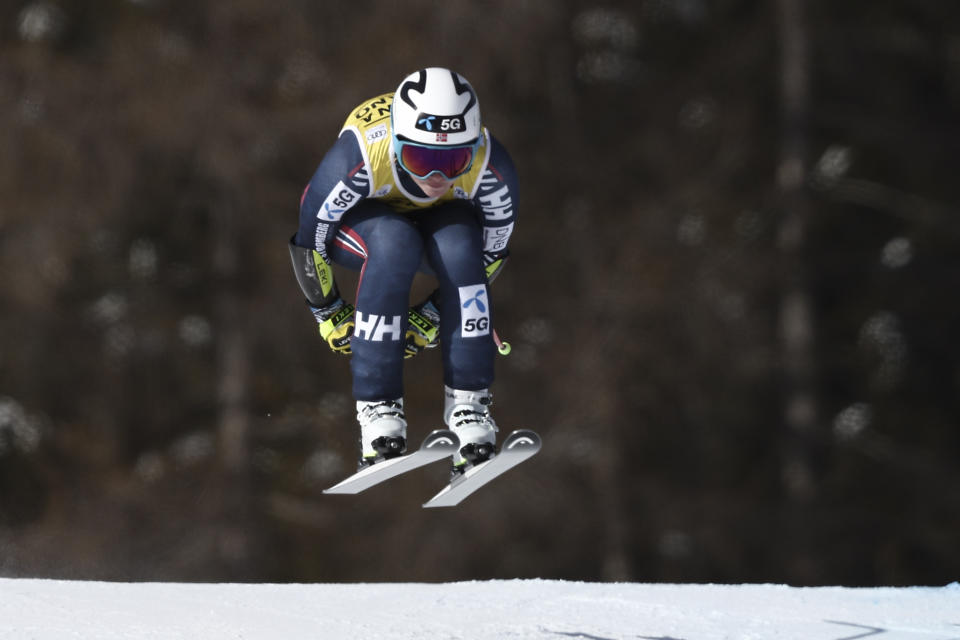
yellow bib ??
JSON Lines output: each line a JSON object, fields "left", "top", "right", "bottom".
{"left": 340, "top": 92, "right": 490, "bottom": 212}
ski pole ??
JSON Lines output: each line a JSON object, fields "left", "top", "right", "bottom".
{"left": 493, "top": 328, "right": 511, "bottom": 356}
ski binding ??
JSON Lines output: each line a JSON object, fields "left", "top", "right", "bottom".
{"left": 323, "top": 429, "right": 459, "bottom": 495}
{"left": 423, "top": 429, "right": 541, "bottom": 508}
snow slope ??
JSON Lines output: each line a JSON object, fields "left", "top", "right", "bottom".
{"left": 0, "top": 578, "right": 958, "bottom": 639}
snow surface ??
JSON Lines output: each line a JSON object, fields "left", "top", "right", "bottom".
{"left": 1, "top": 578, "right": 958, "bottom": 639}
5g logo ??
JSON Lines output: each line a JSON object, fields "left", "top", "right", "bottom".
{"left": 331, "top": 188, "right": 356, "bottom": 209}
{"left": 318, "top": 181, "right": 360, "bottom": 222}
{"left": 459, "top": 285, "right": 490, "bottom": 337}
{"left": 439, "top": 118, "right": 462, "bottom": 131}
{"left": 464, "top": 317, "right": 490, "bottom": 332}
{"left": 415, "top": 113, "right": 466, "bottom": 133}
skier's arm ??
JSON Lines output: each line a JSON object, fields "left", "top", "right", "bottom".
{"left": 474, "top": 134, "right": 518, "bottom": 284}
{"left": 294, "top": 131, "right": 370, "bottom": 269}
{"left": 288, "top": 240, "right": 356, "bottom": 354}
{"left": 291, "top": 132, "right": 370, "bottom": 353}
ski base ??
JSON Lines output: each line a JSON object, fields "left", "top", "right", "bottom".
{"left": 323, "top": 429, "right": 459, "bottom": 495}
{"left": 423, "top": 429, "right": 541, "bottom": 508}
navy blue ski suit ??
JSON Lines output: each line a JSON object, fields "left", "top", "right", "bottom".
{"left": 292, "top": 92, "right": 518, "bottom": 401}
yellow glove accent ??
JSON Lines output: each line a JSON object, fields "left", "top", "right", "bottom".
{"left": 485, "top": 257, "right": 504, "bottom": 281}
{"left": 404, "top": 306, "right": 440, "bottom": 359}
{"left": 318, "top": 304, "right": 355, "bottom": 355}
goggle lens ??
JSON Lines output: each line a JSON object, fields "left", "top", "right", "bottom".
{"left": 399, "top": 143, "right": 475, "bottom": 179}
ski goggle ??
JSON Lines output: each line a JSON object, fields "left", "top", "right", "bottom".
{"left": 394, "top": 138, "right": 479, "bottom": 180}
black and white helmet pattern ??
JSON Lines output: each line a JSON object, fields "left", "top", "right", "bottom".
{"left": 391, "top": 67, "right": 482, "bottom": 147}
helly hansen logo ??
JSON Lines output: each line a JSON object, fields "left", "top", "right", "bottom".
{"left": 477, "top": 182, "right": 513, "bottom": 222}
{"left": 354, "top": 312, "right": 403, "bottom": 342}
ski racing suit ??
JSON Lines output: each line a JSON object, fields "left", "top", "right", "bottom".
{"left": 290, "top": 92, "right": 519, "bottom": 402}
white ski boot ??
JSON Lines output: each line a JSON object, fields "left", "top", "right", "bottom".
{"left": 443, "top": 386, "right": 498, "bottom": 473}
{"left": 356, "top": 398, "right": 407, "bottom": 467}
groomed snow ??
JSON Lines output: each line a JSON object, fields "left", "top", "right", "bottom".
{"left": 1, "top": 578, "right": 958, "bottom": 639}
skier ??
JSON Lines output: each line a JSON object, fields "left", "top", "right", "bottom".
{"left": 289, "top": 67, "right": 518, "bottom": 475}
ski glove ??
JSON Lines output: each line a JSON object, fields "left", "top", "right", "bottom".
{"left": 312, "top": 298, "right": 355, "bottom": 355}
{"left": 404, "top": 297, "right": 440, "bottom": 359}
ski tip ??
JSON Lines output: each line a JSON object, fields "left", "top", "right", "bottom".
{"left": 504, "top": 429, "right": 541, "bottom": 451}
{"left": 421, "top": 429, "right": 459, "bottom": 449}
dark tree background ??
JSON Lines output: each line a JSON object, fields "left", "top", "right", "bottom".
{"left": 1, "top": 0, "right": 958, "bottom": 586}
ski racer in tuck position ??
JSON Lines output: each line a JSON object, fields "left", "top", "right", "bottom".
{"left": 289, "top": 67, "right": 519, "bottom": 475}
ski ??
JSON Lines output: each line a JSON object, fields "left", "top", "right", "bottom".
{"left": 423, "top": 429, "right": 541, "bottom": 508}
{"left": 323, "top": 429, "right": 459, "bottom": 495}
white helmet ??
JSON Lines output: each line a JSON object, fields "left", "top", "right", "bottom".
{"left": 391, "top": 67, "right": 482, "bottom": 147}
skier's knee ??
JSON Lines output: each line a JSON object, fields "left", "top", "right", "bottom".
{"left": 367, "top": 219, "right": 423, "bottom": 273}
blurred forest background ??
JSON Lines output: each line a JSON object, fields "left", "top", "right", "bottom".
{"left": 1, "top": 0, "right": 958, "bottom": 587}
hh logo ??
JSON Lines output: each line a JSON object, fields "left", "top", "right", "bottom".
{"left": 354, "top": 312, "right": 403, "bottom": 342}
{"left": 459, "top": 285, "right": 490, "bottom": 337}
{"left": 477, "top": 184, "right": 513, "bottom": 221}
